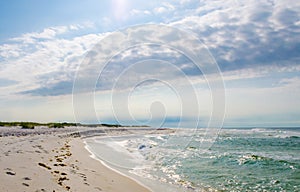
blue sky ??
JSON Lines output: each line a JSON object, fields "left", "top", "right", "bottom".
{"left": 0, "top": 0, "right": 300, "bottom": 127}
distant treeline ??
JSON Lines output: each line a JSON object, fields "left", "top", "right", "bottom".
{"left": 0, "top": 122, "right": 77, "bottom": 129}
{"left": 0, "top": 121, "right": 147, "bottom": 129}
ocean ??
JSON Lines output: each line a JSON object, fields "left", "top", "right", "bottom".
{"left": 84, "top": 128, "right": 300, "bottom": 191}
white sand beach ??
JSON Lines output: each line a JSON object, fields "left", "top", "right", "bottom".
{"left": 0, "top": 126, "right": 152, "bottom": 192}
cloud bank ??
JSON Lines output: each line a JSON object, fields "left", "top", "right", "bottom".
{"left": 0, "top": 0, "right": 299, "bottom": 126}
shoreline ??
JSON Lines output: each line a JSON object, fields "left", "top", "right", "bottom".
{"left": 70, "top": 137, "right": 151, "bottom": 192}
{"left": 83, "top": 133, "right": 193, "bottom": 192}
{"left": 83, "top": 140, "right": 153, "bottom": 192}
{"left": 0, "top": 126, "right": 153, "bottom": 192}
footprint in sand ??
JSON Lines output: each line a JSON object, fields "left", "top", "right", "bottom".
{"left": 23, "top": 177, "right": 31, "bottom": 180}
{"left": 58, "top": 176, "right": 68, "bottom": 182}
{"left": 95, "top": 187, "right": 102, "bottom": 191}
{"left": 6, "top": 171, "right": 16, "bottom": 176}
{"left": 55, "top": 157, "right": 64, "bottom": 162}
{"left": 53, "top": 170, "right": 60, "bottom": 174}
{"left": 5, "top": 168, "right": 16, "bottom": 176}
{"left": 38, "top": 162, "right": 52, "bottom": 170}
{"left": 35, "top": 188, "right": 46, "bottom": 192}
{"left": 22, "top": 183, "right": 30, "bottom": 187}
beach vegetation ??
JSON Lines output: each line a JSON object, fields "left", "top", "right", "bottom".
{"left": 0, "top": 121, "right": 77, "bottom": 128}
{"left": 0, "top": 121, "right": 144, "bottom": 128}
{"left": 21, "top": 123, "right": 35, "bottom": 129}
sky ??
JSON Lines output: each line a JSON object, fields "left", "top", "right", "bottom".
{"left": 0, "top": 0, "right": 300, "bottom": 127}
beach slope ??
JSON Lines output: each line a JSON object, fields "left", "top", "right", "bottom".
{"left": 0, "top": 127, "right": 150, "bottom": 192}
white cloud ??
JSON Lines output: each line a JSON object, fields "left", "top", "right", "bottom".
{"left": 0, "top": 23, "right": 106, "bottom": 97}
{"left": 0, "top": 43, "right": 23, "bottom": 58}
{"left": 1, "top": 1, "right": 299, "bottom": 98}
{"left": 168, "top": 0, "right": 300, "bottom": 73}
{"left": 277, "top": 77, "right": 300, "bottom": 89}
{"left": 162, "top": 2, "right": 175, "bottom": 11}
{"left": 153, "top": 2, "right": 175, "bottom": 14}
{"left": 10, "top": 26, "right": 67, "bottom": 44}
{"left": 154, "top": 7, "right": 167, "bottom": 14}
{"left": 130, "top": 9, "right": 152, "bottom": 16}
{"left": 8, "top": 22, "right": 95, "bottom": 44}
{"left": 0, "top": 1, "right": 299, "bottom": 125}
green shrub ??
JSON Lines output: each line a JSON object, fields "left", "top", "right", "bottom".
{"left": 48, "top": 123, "right": 64, "bottom": 128}
{"left": 21, "top": 124, "right": 35, "bottom": 129}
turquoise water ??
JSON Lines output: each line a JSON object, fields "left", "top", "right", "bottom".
{"left": 161, "top": 128, "right": 300, "bottom": 191}
{"left": 85, "top": 128, "right": 300, "bottom": 191}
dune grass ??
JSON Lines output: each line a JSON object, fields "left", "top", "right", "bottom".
{"left": 0, "top": 122, "right": 77, "bottom": 129}
{"left": 0, "top": 121, "right": 129, "bottom": 129}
